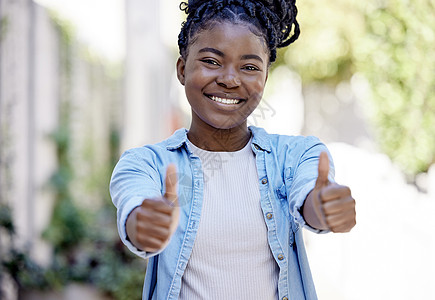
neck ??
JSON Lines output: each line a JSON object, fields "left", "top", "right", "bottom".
{"left": 187, "top": 120, "right": 251, "bottom": 152}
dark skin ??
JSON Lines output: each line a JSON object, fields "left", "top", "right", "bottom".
{"left": 126, "top": 22, "right": 356, "bottom": 252}
{"left": 304, "top": 152, "right": 356, "bottom": 232}
{"left": 178, "top": 22, "right": 269, "bottom": 151}
{"left": 186, "top": 115, "right": 251, "bottom": 152}
{"left": 126, "top": 164, "right": 179, "bottom": 252}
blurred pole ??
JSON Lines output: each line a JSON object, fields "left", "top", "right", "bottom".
{"left": 0, "top": 1, "right": 3, "bottom": 280}
{"left": 0, "top": 0, "right": 58, "bottom": 267}
{"left": 123, "top": 0, "right": 174, "bottom": 151}
{"left": 26, "top": 0, "right": 36, "bottom": 252}
{"left": 1, "top": 0, "right": 33, "bottom": 252}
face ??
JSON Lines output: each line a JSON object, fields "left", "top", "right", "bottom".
{"left": 177, "top": 21, "right": 269, "bottom": 130}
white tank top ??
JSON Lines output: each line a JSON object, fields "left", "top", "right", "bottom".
{"left": 179, "top": 138, "right": 279, "bottom": 300}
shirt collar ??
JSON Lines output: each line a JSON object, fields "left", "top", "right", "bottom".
{"left": 165, "top": 128, "right": 190, "bottom": 151}
{"left": 165, "top": 126, "right": 271, "bottom": 153}
{"left": 249, "top": 126, "right": 271, "bottom": 152}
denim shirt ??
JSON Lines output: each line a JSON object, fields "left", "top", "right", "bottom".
{"left": 110, "top": 126, "right": 334, "bottom": 300}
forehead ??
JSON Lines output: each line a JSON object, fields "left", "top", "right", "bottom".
{"left": 188, "top": 22, "right": 269, "bottom": 58}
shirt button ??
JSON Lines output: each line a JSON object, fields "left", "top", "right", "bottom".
{"left": 266, "top": 213, "right": 273, "bottom": 219}
{"left": 261, "top": 178, "right": 268, "bottom": 184}
{"left": 254, "top": 144, "right": 260, "bottom": 150}
{"left": 282, "top": 297, "right": 288, "bottom": 300}
{"left": 278, "top": 254, "right": 284, "bottom": 261}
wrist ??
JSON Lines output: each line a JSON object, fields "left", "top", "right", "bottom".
{"left": 126, "top": 206, "right": 143, "bottom": 250}
{"left": 302, "top": 190, "right": 329, "bottom": 231}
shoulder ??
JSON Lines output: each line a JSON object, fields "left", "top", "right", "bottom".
{"left": 250, "top": 126, "right": 324, "bottom": 154}
{"left": 272, "top": 134, "right": 322, "bottom": 150}
{"left": 118, "top": 128, "right": 189, "bottom": 168}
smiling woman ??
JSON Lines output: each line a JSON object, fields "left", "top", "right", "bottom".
{"left": 177, "top": 22, "right": 269, "bottom": 148}
{"left": 110, "top": 1, "right": 356, "bottom": 299}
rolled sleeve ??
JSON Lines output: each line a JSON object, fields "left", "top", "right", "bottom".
{"left": 288, "top": 136, "right": 335, "bottom": 234}
{"left": 110, "top": 150, "right": 163, "bottom": 259}
{"left": 117, "top": 196, "right": 147, "bottom": 258}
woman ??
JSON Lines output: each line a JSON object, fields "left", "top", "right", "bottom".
{"left": 110, "top": 1, "right": 356, "bottom": 299}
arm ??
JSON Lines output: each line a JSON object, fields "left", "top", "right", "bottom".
{"left": 110, "top": 149, "right": 179, "bottom": 257}
{"left": 125, "top": 164, "right": 180, "bottom": 252}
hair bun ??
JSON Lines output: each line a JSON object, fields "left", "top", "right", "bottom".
{"left": 180, "top": 0, "right": 204, "bottom": 12}
{"left": 187, "top": 0, "right": 202, "bottom": 4}
{"left": 257, "top": 0, "right": 275, "bottom": 9}
{"left": 178, "top": 0, "right": 299, "bottom": 61}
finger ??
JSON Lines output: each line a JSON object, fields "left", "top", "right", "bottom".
{"left": 321, "top": 184, "right": 351, "bottom": 202}
{"left": 323, "top": 196, "right": 355, "bottom": 216}
{"left": 137, "top": 208, "right": 173, "bottom": 228}
{"left": 313, "top": 190, "right": 329, "bottom": 230}
{"left": 330, "top": 218, "right": 357, "bottom": 233}
{"left": 137, "top": 236, "right": 166, "bottom": 252}
{"left": 141, "top": 198, "right": 173, "bottom": 215}
{"left": 137, "top": 224, "right": 171, "bottom": 242}
{"left": 326, "top": 209, "right": 356, "bottom": 230}
{"left": 164, "top": 164, "right": 178, "bottom": 206}
{"left": 315, "top": 152, "right": 330, "bottom": 189}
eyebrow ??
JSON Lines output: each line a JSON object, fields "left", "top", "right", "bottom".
{"left": 198, "top": 47, "right": 264, "bottom": 64}
{"left": 198, "top": 47, "right": 224, "bottom": 57}
{"left": 241, "top": 54, "right": 264, "bottom": 64}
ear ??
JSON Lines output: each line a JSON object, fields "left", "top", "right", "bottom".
{"left": 176, "top": 56, "right": 186, "bottom": 86}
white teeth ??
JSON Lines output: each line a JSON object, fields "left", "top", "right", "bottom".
{"left": 210, "top": 96, "right": 240, "bottom": 104}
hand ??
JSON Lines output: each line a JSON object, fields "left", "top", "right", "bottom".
{"left": 126, "top": 164, "right": 180, "bottom": 252}
{"left": 304, "top": 152, "right": 356, "bottom": 232}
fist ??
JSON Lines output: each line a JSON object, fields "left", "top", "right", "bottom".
{"left": 126, "top": 164, "right": 180, "bottom": 252}
{"left": 307, "top": 152, "right": 356, "bottom": 233}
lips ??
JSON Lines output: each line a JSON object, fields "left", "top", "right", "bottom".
{"left": 205, "top": 93, "right": 244, "bottom": 105}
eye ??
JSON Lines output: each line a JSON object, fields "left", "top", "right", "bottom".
{"left": 200, "top": 59, "right": 220, "bottom": 66}
{"left": 242, "top": 65, "right": 260, "bottom": 71}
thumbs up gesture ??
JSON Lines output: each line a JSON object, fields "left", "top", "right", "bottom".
{"left": 126, "top": 164, "right": 180, "bottom": 252}
{"left": 303, "top": 152, "right": 356, "bottom": 232}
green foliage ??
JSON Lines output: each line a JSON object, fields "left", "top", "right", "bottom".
{"left": 43, "top": 198, "right": 87, "bottom": 253}
{"left": 0, "top": 204, "right": 57, "bottom": 292}
{"left": 39, "top": 89, "right": 144, "bottom": 299}
{"left": 1, "top": 250, "right": 52, "bottom": 291}
{"left": 1, "top": 7, "right": 142, "bottom": 300}
{"left": 282, "top": 0, "right": 435, "bottom": 176}
{"left": 34, "top": 107, "right": 144, "bottom": 300}
{"left": 90, "top": 243, "right": 146, "bottom": 300}
{"left": 356, "top": 1, "right": 435, "bottom": 175}
{"left": 0, "top": 203, "right": 14, "bottom": 235}
{"left": 43, "top": 101, "right": 87, "bottom": 254}
{"left": 12, "top": 12, "right": 143, "bottom": 299}
{"left": 282, "top": 0, "right": 362, "bottom": 84}
{"left": 49, "top": 10, "right": 75, "bottom": 51}
{"left": 0, "top": 16, "right": 9, "bottom": 42}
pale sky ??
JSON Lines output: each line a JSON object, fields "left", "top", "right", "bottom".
{"left": 35, "top": 0, "right": 126, "bottom": 61}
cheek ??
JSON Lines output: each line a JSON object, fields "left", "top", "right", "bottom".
{"left": 247, "top": 78, "right": 266, "bottom": 98}
{"left": 185, "top": 69, "right": 213, "bottom": 92}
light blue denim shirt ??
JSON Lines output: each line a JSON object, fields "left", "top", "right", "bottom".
{"left": 110, "top": 126, "right": 334, "bottom": 300}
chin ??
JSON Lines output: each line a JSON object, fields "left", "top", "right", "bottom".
{"left": 210, "top": 120, "right": 246, "bottom": 131}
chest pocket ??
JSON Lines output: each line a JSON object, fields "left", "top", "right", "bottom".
{"left": 277, "top": 166, "right": 294, "bottom": 200}
{"left": 276, "top": 166, "right": 295, "bottom": 212}
{"left": 284, "top": 166, "right": 294, "bottom": 183}
{"left": 275, "top": 166, "right": 293, "bottom": 220}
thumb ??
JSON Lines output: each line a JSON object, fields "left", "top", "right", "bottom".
{"left": 164, "top": 164, "right": 178, "bottom": 206}
{"left": 315, "top": 152, "right": 330, "bottom": 189}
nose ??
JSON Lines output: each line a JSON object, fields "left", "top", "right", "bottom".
{"left": 217, "top": 68, "right": 241, "bottom": 88}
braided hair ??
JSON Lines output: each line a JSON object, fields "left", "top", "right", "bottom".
{"left": 178, "top": 0, "right": 300, "bottom": 63}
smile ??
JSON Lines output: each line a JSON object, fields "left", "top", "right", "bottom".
{"left": 208, "top": 95, "right": 241, "bottom": 105}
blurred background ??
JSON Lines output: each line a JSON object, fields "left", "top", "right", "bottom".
{"left": 0, "top": 0, "right": 434, "bottom": 299}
